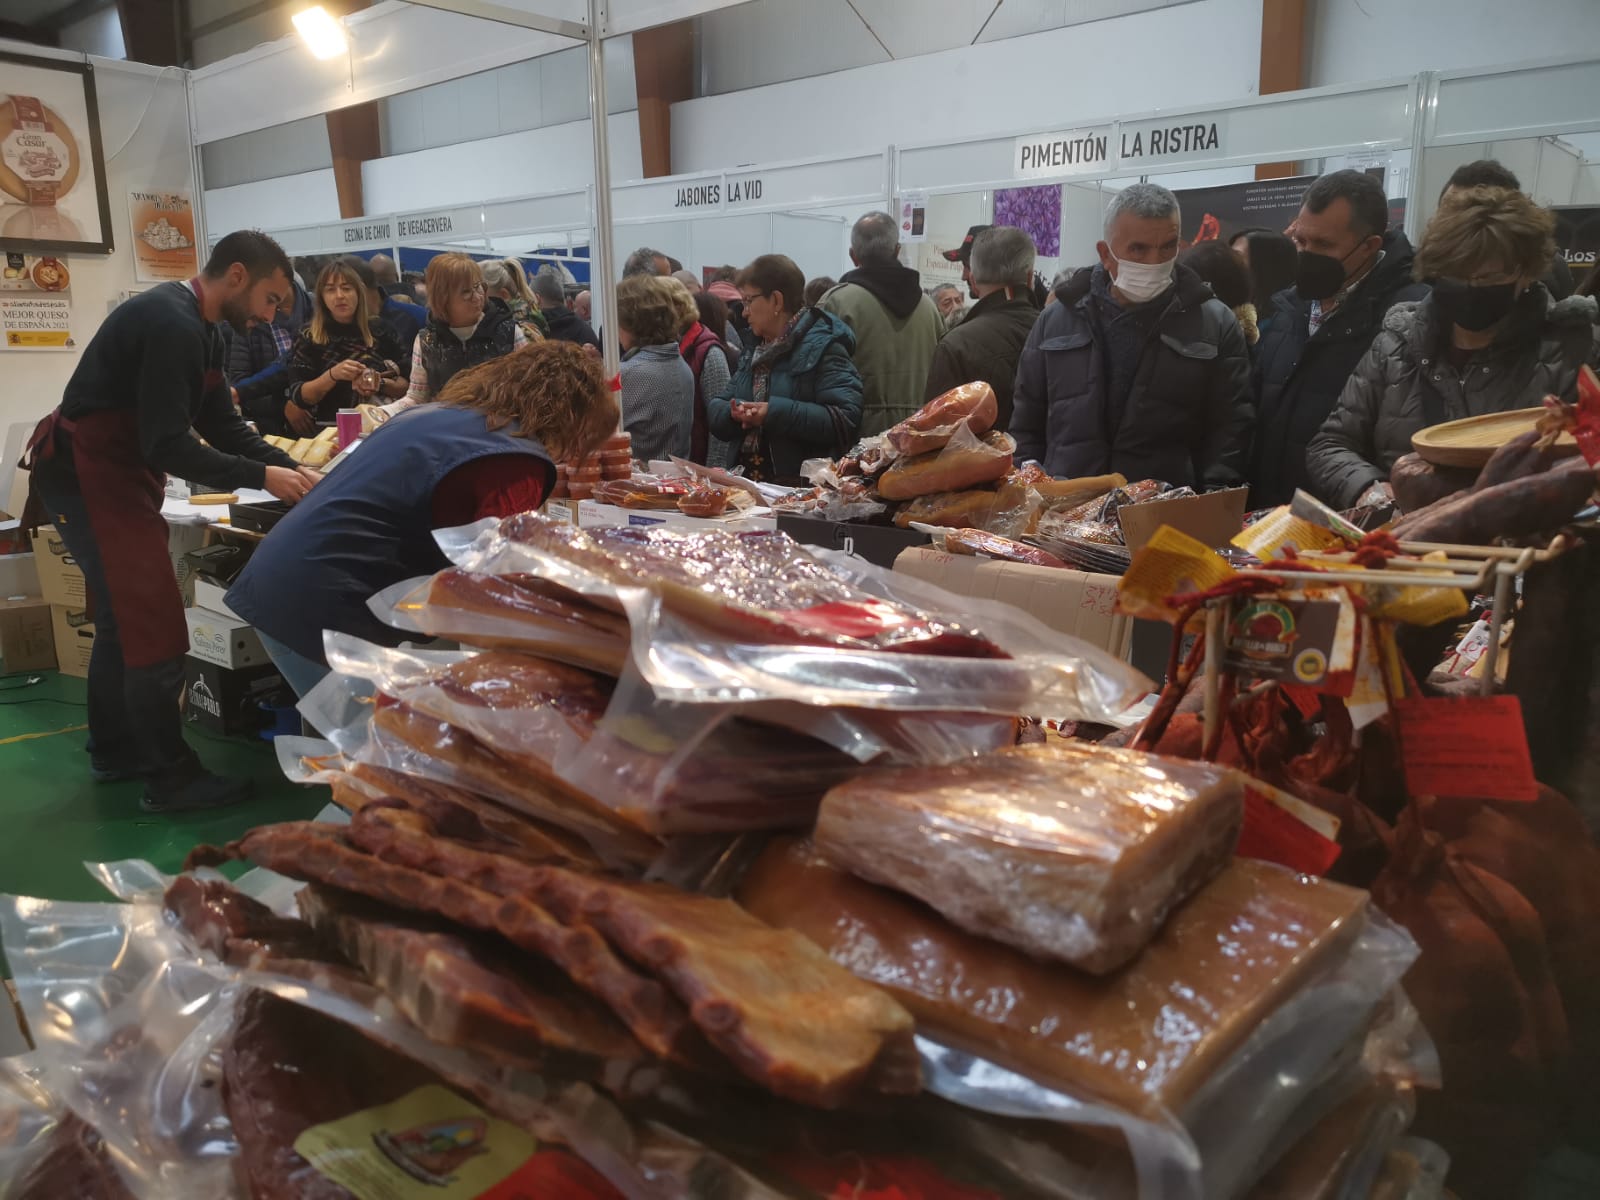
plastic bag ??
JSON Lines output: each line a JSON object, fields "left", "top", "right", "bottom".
{"left": 877, "top": 423, "right": 1015, "bottom": 502}
{"left": 434, "top": 516, "right": 1149, "bottom": 722}
{"left": 0, "top": 886, "right": 797, "bottom": 1200}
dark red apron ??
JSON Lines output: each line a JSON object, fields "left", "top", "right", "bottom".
{"left": 18, "top": 277, "right": 206, "bottom": 669}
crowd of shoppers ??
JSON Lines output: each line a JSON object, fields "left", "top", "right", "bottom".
{"left": 223, "top": 156, "right": 1594, "bottom": 530}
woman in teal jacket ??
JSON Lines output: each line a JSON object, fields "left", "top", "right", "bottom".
{"left": 707, "top": 254, "right": 863, "bottom": 483}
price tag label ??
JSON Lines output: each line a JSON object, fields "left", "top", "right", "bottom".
{"left": 1236, "top": 784, "right": 1343, "bottom": 876}
{"left": 1395, "top": 694, "right": 1538, "bottom": 802}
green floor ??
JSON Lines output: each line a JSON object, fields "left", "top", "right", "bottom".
{"left": 0, "top": 670, "right": 326, "bottom": 907}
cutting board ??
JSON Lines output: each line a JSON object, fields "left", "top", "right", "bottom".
{"left": 1412, "top": 407, "right": 1578, "bottom": 469}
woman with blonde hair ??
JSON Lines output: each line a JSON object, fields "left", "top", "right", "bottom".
{"left": 227, "top": 341, "right": 618, "bottom": 694}
{"left": 284, "top": 259, "right": 409, "bottom": 431}
{"left": 1310, "top": 186, "right": 1599, "bottom": 508}
{"left": 481, "top": 257, "right": 550, "bottom": 342}
{"left": 616, "top": 273, "right": 696, "bottom": 462}
{"left": 397, "top": 253, "right": 526, "bottom": 410}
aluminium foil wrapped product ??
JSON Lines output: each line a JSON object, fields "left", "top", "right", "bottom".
{"left": 433, "top": 514, "right": 1149, "bottom": 722}
{"left": 813, "top": 742, "right": 1245, "bottom": 975}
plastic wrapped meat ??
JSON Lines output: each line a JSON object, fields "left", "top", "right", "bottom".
{"left": 885, "top": 382, "right": 998, "bottom": 456}
{"left": 814, "top": 743, "right": 1244, "bottom": 973}
{"left": 388, "top": 651, "right": 862, "bottom": 834}
{"left": 415, "top": 569, "right": 631, "bottom": 675}
{"left": 737, "top": 839, "right": 1372, "bottom": 1115}
{"left": 499, "top": 514, "right": 1006, "bottom": 659}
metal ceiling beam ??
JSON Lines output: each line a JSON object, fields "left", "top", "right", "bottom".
{"left": 397, "top": 0, "right": 589, "bottom": 40}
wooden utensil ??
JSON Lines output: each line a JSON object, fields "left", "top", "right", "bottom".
{"left": 1412, "top": 407, "right": 1579, "bottom": 469}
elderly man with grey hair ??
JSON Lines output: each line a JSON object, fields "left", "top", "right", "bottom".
{"left": 623, "top": 247, "right": 671, "bottom": 279}
{"left": 818, "top": 210, "right": 943, "bottom": 435}
{"left": 922, "top": 225, "right": 1041, "bottom": 431}
{"left": 532, "top": 265, "right": 600, "bottom": 352}
{"left": 1010, "top": 182, "right": 1251, "bottom": 487}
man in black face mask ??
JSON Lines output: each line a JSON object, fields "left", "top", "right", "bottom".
{"left": 1248, "top": 170, "right": 1429, "bottom": 507}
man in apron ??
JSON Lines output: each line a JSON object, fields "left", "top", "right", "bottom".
{"left": 22, "top": 230, "right": 321, "bottom": 813}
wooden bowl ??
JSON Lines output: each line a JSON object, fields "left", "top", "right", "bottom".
{"left": 1411, "top": 407, "right": 1578, "bottom": 469}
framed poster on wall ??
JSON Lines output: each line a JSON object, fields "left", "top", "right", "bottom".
{"left": 0, "top": 51, "right": 114, "bottom": 256}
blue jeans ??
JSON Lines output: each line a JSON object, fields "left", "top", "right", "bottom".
{"left": 257, "top": 630, "right": 331, "bottom": 699}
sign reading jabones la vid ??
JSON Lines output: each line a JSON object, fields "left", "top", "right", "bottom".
{"left": 1011, "top": 115, "right": 1228, "bottom": 179}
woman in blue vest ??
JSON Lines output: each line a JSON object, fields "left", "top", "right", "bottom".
{"left": 227, "top": 340, "right": 618, "bottom": 696}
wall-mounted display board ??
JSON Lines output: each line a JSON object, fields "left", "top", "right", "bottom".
{"left": 0, "top": 50, "right": 115, "bottom": 255}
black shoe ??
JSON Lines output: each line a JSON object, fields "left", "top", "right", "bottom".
{"left": 140, "top": 770, "right": 255, "bottom": 814}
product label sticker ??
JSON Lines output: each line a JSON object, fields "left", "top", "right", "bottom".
{"left": 1231, "top": 506, "right": 1348, "bottom": 560}
{"left": 1236, "top": 783, "right": 1343, "bottom": 876}
{"left": 1395, "top": 694, "right": 1538, "bottom": 802}
{"left": 1223, "top": 592, "right": 1356, "bottom": 694}
{"left": 294, "top": 1083, "right": 617, "bottom": 1199}
{"left": 1116, "top": 525, "right": 1235, "bottom": 624}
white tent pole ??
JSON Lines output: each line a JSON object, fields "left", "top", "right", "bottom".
{"left": 588, "top": 0, "right": 620, "bottom": 377}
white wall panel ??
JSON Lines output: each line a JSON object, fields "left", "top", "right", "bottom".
{"left": 362, "top": 112, "right": 642, "bottom": 214}
{"left": 204, "top": 169, "right": 343, "bottom": 235}
{"left": 201, "top": 116, "right": 332, "bottom": 190}
{"left": 673, "top": 0, "right": 1260, "bottom": 171}
{"left": 0, "top": 54, "right": 197, "bottom": 443}
{"left": 57, "top": 7, "right": 125, "bottom": 59}
{"left": 1309, "top": 0, "right": 1600, "bottom": 88}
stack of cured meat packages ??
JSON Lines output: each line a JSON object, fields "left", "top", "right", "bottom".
{"left": 777, "top": 381, "right": 1225, "bottom": 574}
{"left": 2, "top": 504, "right": 1444, "bottom": 1199}
{"left": 1105, "top": 405, "right": 1600, "bottom": 1200}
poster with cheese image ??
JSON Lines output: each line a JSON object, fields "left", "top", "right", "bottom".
{"left": 0, "top": 50, "right": 114, "bottom": 255}
{"left": 1, "top": 249, "right": 73, "bottom": 350}
{"left": 129, "top": 189, "right": 197, "bottom": 282}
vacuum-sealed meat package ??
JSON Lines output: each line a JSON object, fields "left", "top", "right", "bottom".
{"left": 878, "top": 429, "right": 1016, "bottom": 500}
{"left": 738, "top": 839, "right": 1378, "bottom": 1116}
{"left": 885, "top": 382, "right": 998, "bottom": 457}
{"left": 325, "top": 638, "right": 862, "bottom": 836}
{"left": 433, "top": 514, "right": 1150, "bottom": 723}
{"left": 814, "top": 742, "right": 1245, "bottom": 974}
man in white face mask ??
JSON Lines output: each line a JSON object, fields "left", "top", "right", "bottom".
{"left": 1010, "top": 182, "right": 1253, "bottom": 489}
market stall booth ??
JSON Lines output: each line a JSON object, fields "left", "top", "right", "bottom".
{"left": 1413, "top": 54, "right": 1600, "bottom": 280}
{"left": 608, "top": 149, "right": 892, "bottom": 284}
{"left": 893, "top": 74, "right": 1422, "bottom": 284}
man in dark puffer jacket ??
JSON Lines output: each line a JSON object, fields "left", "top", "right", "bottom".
{"left": 1249, "top": 170, "right": 1429, "bottom": 507}
{"left": 1010, "top": 183, "right": 1252, "bottom": 488}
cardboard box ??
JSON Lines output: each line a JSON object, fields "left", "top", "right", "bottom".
{"left": 50, "top": 604, "right": 95, "bottom": 678}
{"left": 1117, "top": 487, "right": 1250, "bottom": 553}
{"left": 192, "top": 579, "right": 241, "bottom": 620}
{"left": 31, "top": 527, "right": 87, "bottom": 608}
{"left": 894, "top": 546, "right": 1134, "bottom": 661}
{"left": 777, "top": 514, "right": 934, "bottom": 570}
{"left": 0, "top": 597, "right": 54, "bottom": 672}
{"left": 185, "top": 606, "right": 267, "bottom": 669}
{"left": 0, "top": 552, "right": 38, "bottom": 598}
{"left": 183, "top": 655, "right": 285, "bottom": 736}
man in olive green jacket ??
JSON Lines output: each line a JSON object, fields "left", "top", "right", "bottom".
{"left": 820, "top": 212, "right": 943, "bottom": 437}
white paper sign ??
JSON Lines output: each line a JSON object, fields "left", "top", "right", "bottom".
{"left": 1117, "top": 115, "right": 1228, "bottom": 166}
{"left": 898, "top": 190, "right": 928, "bottom": 244}
{"left": 1012, "top": 129, "right": 1111, "bottom": 179}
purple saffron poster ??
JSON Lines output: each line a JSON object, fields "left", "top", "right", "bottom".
{"left": 994, "top": 184, "right": 1061, "bottom": 257}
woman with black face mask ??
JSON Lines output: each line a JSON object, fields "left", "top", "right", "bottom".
{"left": 1308, "top": 187, "right": 1600, "bottom": 510}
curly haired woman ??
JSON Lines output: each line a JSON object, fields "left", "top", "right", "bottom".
{"left": 226, "top": 341, "right": 618, "bottom": 694}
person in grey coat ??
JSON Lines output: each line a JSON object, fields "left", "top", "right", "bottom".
{"left": 1308, "top": 186, "right": 1600, "bottom": 510}
{"left": 1010, "top": 183, "right": 1253, "bottom": 487}
{"left": 616, "top": 274, "right": 695, "bottom": 463}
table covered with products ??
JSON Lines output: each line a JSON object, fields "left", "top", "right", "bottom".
{"left": 7, "top": 376, "right": 1600, "bottom": 1200}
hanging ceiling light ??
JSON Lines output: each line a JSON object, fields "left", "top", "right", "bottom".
{"left": 292, "top": 6, "right": 348, "bottom": 61}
